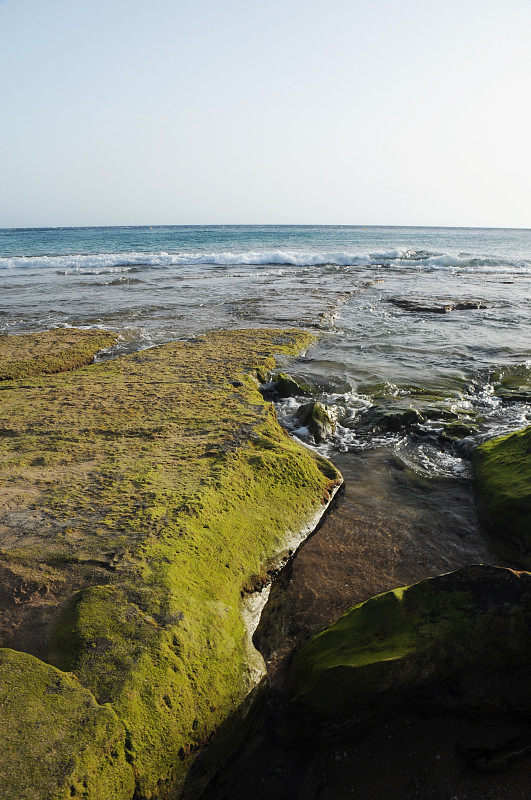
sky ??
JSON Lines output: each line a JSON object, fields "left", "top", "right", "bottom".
{"left": 0, "top": 0, "right": 530, "bottom": 228}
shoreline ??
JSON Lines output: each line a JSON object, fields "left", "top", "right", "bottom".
{"left": 0, "top": 324, "right": 529, "bottom": 800}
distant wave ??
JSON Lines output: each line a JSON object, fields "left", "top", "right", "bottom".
{"left": 0, "top": 248, "right": 528, "bottom": 273}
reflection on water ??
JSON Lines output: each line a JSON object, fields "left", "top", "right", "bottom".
{"left": 255, "top": 448, "right": 508, "bottom": 685}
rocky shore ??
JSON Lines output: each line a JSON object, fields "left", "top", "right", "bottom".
{"left": 205, "top": 425, "right": 531, "bottom": 800}
{"left": 0, "top": 326, "right": 530, "bottom": 800}
{"left": 0, "top": 327, "right": 341, "bottom": 799}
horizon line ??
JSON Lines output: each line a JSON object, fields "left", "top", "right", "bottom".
{"left": 2, "top": 223, "right": 530, "bottom": 233}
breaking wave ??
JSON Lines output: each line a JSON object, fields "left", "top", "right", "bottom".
{"left": 1, "top": 248, "right": 529, "bottom": 274}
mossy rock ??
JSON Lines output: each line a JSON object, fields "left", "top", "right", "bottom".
{"left": 439, "top": 421, "right": 479, "bottom": 440}
{"left": 289, "top": 565, "right": 531, "bottom": 723}
{"left": 0, "top": 328, "right": 118, "bottom": 380}
{"left": 491, "top": 365, "right": 531, "bottom": 403}
{"left": 0, "top": 327, "right": 341, "bottom": 799}
{"left": 296, "top": 401, "right": 336, "bottom": 443}
{"left": 0, "top": 649, "right": 134, "bottom": 800}
{"left": 472, "top": 426, "right": 531, "bottom": 566}
{"left": 273, "top": 372, "right": 313, "bottom": 398}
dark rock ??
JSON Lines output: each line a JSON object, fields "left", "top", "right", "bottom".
{"left": 435, "top": 421, "right": 480, "bottom": 445}
{"left": 356, "top": 405, "right": 424, "bottom": 435}
{"left": 387, "top": 298, "right": 489, "bottom": 314}
{"left": 289, "top": 565, "right": 531, "bottom": 724}
{"left": 296, "top": 402, "right": 336, "bottom": 443}
{"left": 459, "top": 726, "right": 531, "bottom": 771}
{"left": 274, "top": 372, "right": 313, "bottom": 398}
{"left": 454, "top": 300, "right": 490, "bottom": 310}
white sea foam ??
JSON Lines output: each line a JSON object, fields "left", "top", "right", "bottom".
{"left": 395, "top": 443, "right": 471, "bottom": 479}
{"left": 1, "top": 247, "right": 529, "bottom": 273}
{"left": 0, "top": 250, "right": 370, "bottom": 270}
{"left": 424, "top": 253, "right": 530, "bottom": 273}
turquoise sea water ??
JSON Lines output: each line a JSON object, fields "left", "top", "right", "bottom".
{"left": 1, "top": 224, "right": 530, "bottom": 476}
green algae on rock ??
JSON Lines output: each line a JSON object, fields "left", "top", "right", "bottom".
{"left": 0, "top": 327, "right": 341, "bottom": 800}
{"left": 491, "top": 364, "right": 531, "bottom": 403}
{"left": 473, "top": 426, "right": 531, "bottom": 567}
{"left": 272, "top": 372, "right": 313, "bottom": 398}
{"left": 0, "top": 648, "right": 135, "bottom": 800}
{"left": 296, "top": 401, "right": 336, "bottom": 443}
{"left": 289, "top": 565, "right": 531, "bottom": 723}
{"left": 0, "top": 328, "right": 118, "bottom": 381}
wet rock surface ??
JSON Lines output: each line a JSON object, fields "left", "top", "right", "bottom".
{"left": 387, "top": 298, "right": 490, "bottom": 314}
{"left": 296, "top": 401, "right": 336, "bottom": 443}
{"left": 491, "top": 365, "right": 531, "bottom": 403}
{"left": 274, "top": 372, "right": 313, "bottom": 398}
{"left": 354, "top": 404, "right": 424, "bottom": 435}
{"left": 254, "top": 450, "right": 498, "bottom": 688}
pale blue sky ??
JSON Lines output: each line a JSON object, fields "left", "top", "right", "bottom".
{"left": 1, "top": 0, "right": 530, "bottom": 227}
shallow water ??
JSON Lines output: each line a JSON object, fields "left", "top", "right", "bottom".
{"left": 2, "top": 225, "right": 528, "bottom": 476}
{"left": 254, "top": 448, "right": 507, "bottom": 687}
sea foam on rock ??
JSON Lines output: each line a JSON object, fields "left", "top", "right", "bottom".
{"left": 296, "top": 401, "right": 337, "bottom": 443}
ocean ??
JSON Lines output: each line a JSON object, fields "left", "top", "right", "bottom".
{"left": 1, "top": 224, "right": 529, "bottom": 479}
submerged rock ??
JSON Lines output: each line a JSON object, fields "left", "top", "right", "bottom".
{"left": 387, "top": 298, "right": 489, "bottom": 314}
{"left": 491, "top": 364, "right": 531, "bottom": 403}
{"left": 355, "top": 404, "right": 424, "bottom": 435}
{"left": 473, "top": 426, "right": 531, "bottom": 567}
{"left": 435, "top": 420, "right": 480, "bottom": 446}
{"left": 289, "top": 565, "right": 531, "bottom": 724}
{"left": 0, "top": 327, "right": 341, "bottom": 800}
{"left": 342, "top": 394, "right": 482, "bottom": 447}
{"left": 296, "top": 401, "right": 336, "bottom": 443}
